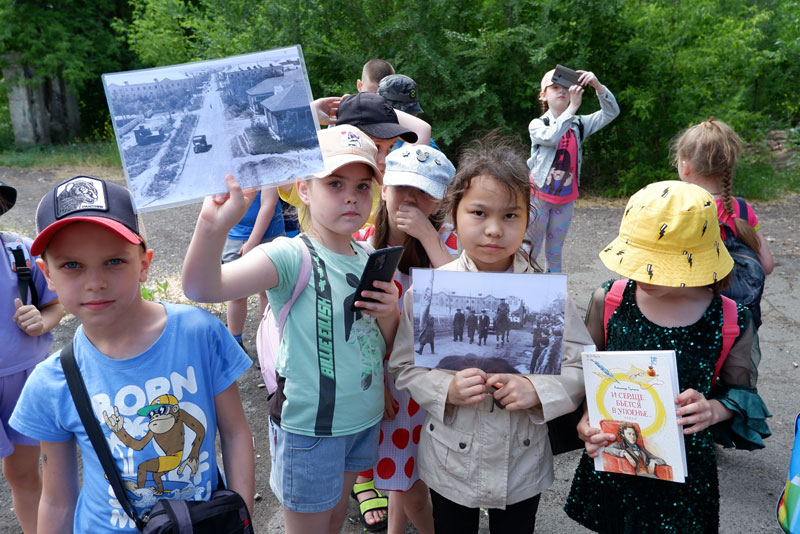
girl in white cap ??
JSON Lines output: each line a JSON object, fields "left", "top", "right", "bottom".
{"left": 525, "top": 67, "right": 619, "bottom": 272}
{"left": 565, "top": 180, "right": 770, "bottom": 532}
{"left": 351, "top": 145, "right": 457, "bottom": 534}
{"left": 183, "top": 125, "right": 400, "bottom": 534}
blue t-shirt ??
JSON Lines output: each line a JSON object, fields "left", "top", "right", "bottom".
{"left": 10, "top": 303, "right": 251, "bottom": 533}
{"left": 1, "top": 233, "right": 59, "bottom": 376}
{"left": 227, "top": 191, "right": 284, "bottom": 241}
{"left": 262, "top": 236, "right": 385, "bottom": 437}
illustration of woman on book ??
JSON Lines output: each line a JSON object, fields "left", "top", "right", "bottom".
{"left": 603, "top": 421, "right": 668, "bottom": 478}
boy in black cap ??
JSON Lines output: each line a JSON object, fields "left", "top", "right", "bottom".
{"left": 336, "top": 92, "right": 428, "bottom": 173}
{"left": 9, "top": 176, "right": 254, "bottom": 533}
{"left": 0, "top": 180, "right": 63, "bottom": 533}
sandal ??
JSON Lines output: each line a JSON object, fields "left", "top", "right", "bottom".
{"left": 351, "top": 479, "right": 388, "bottom": 531}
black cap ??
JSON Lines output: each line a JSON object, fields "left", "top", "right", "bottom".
{"left": 336, "top": 93, "right": 418, "bottom": 142}
{"left": 0, "top": 181, "right": 17, "bottom": 215}
{"left": 378, "top": 74, "right": 423, "bottom": 115}
{"left": 32, "top": 176, "right": 144, "bottom": 256}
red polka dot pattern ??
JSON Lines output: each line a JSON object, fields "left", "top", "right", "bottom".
{"left": 408, "top": 398, "right": 420, "bottom": 417}
{"left": 404, "top": 457, "right": 415, "bottom": 478}
{"left": 377, "top": 458, "right": 396, "bottom": 480}
{"left": 378, "top": 429, "right": 384, "bottom": 445}
{"left": 392, "top": 428, "right": 410, "bottom": 449}
{"left": 412, "top": 424, "right": 422, "bottom": 444}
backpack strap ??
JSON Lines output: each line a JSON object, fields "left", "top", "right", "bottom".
{"left": 603, "top": 279, "right": 628, "bottom": 346}
{"left": 60, "top": 340, "right": 146, "bottom": 530}
{"left": 712, "top": 295, "right": 740, "bottom": 386}
{"left": 276, "top": 237, "right": 312, "bottom": 338}
{"left": 1, "top": 231, "right": 38, "bottom": 307}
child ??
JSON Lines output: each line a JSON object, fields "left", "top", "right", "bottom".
{"left": 336, "top": 92, "right": 427, "bottom": 173}
{"left": 0, "top": 180, "right": 63, "bottom": 533}
{"left": 9, "top": 176, "right": 254, "bottom": 533}
{"left": 351, "top": 145, "right": 457, "bottom": 533}
{"left": 358, "top": 58, "right": 395, "bottom": 94}
{"left": 388, "top": 133, "right": 594, "bottom": 534}
{"left": 672, "top": 118, "right": 774, "bottom": 326}
{"left": 222, "top": 186, "right": 284, "bottom": 350}
{"left": 377, "top": 73, "right": 442, "bottom": 151}
{"left": 182, "top": 125, "right": 401, "bottom": 534}
{"left": 526, "top": 68, "right": 619, "bottom": 272}
{"left": 564, "top": 181, "right": 771, "bottom": 532}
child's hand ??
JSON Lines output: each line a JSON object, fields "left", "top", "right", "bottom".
{"left": 312, "top": 96, "right": 341, "bottom": 125}
{"left": 356, "top": 279, "right": 400, "bottom": 319}
{"left": 13, "top": 298, "right": 45, "bottom": 336}
{"left": 486, "top": 374, "right": 540, "bottom": 411}
{"left": 395, "top": 204, "right": 435, "bottom": 241}
{"left": 576, "top": 70, "right": 601, "bottom": 91}
{"left": 577, "top": 410, "right": 615, "bottom": 457}
{"left": 198, "top": 174, "right": 256, "bottom": 232}
{"left": 447, "top": 368, "right": 488, "bottom": 406}
{"left": 383, "top": 387, "right": 399, "bottom": 420}
{"left": 675, "top": 388, "right": 714, "bottom": 434}
{"left": 567, "top": 84, "right": 584, "bottom": 115}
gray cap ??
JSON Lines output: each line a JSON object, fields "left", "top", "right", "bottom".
{"left": 378, "top": 74, "right": 424, "bottom": 115}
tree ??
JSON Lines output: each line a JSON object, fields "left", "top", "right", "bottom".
{"left": 0, "top": 0, "right": 132, "bottom": 147}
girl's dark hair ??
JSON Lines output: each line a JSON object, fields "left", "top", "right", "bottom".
{"left": 443, "top": 131, "right": 531, "bottom": 231}
{"left": 671, "top": 118, "right": 759, "bottom": 253}
{"left": 372, "top": 199, "right": 445, "bottom": 274}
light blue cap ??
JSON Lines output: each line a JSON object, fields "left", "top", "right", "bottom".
{"left": 383, "top": 146, "right": 456, "bottom": 200}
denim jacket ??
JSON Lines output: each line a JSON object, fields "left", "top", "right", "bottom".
{"left": 388, "top": 250, "right": 594, "bottom": 508}
{"left": 527, "top": 88, "right": 619, "bottom": 190}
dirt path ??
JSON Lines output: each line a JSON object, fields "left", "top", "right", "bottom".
{"left": 0, "top": 166, "right": 797, "bottom": 533}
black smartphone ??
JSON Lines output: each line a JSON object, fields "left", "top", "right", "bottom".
{"left": 552, "top": 64, "right": 581, "bottom": 89}
{"left": 351, "top": 246, "right": 404, "bottom": 310}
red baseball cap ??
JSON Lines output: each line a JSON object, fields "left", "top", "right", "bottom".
{"left": 32, "top": 176, "right": 145, "bottom": 256}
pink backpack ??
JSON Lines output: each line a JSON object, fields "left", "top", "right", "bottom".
{"left": 256, "top": 238, "right": 373, "bottom": 394}
{"left": 602, "top": 278, "right": 740, "bottom": 386}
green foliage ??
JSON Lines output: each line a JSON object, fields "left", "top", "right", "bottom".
{"left": 2, "top": 0, "right": 798, "bottom": 197}
{"left": 141, "top": 280, "right": 169, "bottom": 301}
{"left": 0, "top": 142, "right": 121, "bottom": 168}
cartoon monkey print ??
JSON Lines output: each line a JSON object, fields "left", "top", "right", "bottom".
{"left": 103, "top": 394, "right": 206, "bottom": 495}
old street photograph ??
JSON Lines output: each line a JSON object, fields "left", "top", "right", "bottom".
{"left": 103, "top": 46, "right": 324, "bottom": 211}
{"left": 411, "top": 268, "right": 567, "bottom": 375}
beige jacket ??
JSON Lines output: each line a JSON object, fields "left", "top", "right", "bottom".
{"left": 388, "top": 251, "right": 593, "bottom": 509}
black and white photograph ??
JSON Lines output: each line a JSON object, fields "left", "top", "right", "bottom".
{"left": 102, "top": 45, "right": 324, "bottom": 212}
{"left": 411, "top": 269, "right": 567, "bottom": 375}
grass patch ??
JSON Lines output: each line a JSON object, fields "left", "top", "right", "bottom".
{"left": 0, "top": 141, "right": 121, "bottom": 168}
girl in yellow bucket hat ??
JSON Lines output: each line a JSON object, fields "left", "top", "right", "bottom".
{"left": 564, "top": 180, "right": 771, "bottom": 532}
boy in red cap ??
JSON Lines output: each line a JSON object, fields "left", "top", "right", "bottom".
{"left": 10, "top": 176, "right": 254, "bottom": 533}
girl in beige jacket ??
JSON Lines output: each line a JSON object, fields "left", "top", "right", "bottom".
{"left": 388, "top": 134, "right": 593, "bottom": 534}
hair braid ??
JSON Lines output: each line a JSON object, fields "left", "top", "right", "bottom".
{"left": 720, "top": 167, "right": 735, "bottom": 216}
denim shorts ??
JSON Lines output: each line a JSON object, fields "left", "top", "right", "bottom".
{"left": 268, "top": 420, "right": 380, "bottom": 512}
{"left": 1, "top": 366, "right": 40, "bottom": 457}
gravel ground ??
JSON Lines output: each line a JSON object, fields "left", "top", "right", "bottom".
{"left": 0, "top": 166, "right": 796, "bottom": 533}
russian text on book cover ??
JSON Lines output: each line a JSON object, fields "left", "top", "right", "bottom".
{"left": 582, "top": 350, "right": 687, "bottom": 483}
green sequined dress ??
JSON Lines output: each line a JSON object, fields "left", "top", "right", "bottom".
{"left": 564, "top": 280, "right": 770, "bottom": 534}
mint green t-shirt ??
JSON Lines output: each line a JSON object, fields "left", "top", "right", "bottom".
{"left": 261, "top": 236, "right": 385, "bottom": 437}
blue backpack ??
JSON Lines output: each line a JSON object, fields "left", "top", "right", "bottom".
{"left": 719, "top": 198, "right": 765, "bottom": 329}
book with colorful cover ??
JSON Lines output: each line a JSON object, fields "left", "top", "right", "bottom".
{"left": 582, "top": 350, "right": 687, "bottom": 483}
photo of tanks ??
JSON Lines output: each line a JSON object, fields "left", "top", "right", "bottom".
{"left": 103, "top": 45, "right": 324, "bottom": 212}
